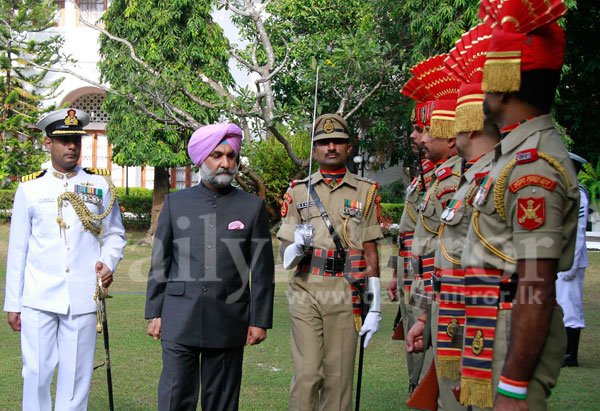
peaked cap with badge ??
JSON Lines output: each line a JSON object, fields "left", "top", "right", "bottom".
{"left": 313, "top": 113, "right": 350, "bottom": 141}
{"left": 36, "top": 108, "right": 90, "bottom": 138}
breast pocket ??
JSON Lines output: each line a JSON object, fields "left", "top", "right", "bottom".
{"left": 339, "top": 209, "right": 363, "bottom": 247}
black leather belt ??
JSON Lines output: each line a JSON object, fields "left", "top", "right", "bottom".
{"left": 500, "top": 281, "right": 518, "bottom": 303}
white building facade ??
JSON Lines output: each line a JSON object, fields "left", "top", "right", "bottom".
{"left": 43, "top": 0, "right": 197, "bottom": 189}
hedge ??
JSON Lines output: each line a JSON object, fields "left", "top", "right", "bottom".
{"left": 0, "top": 189, "right": 409, "bottom": 234}
{"left": 0, "top": 187, "right": 153, "bottom": 229}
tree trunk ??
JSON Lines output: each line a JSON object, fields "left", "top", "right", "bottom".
{"left": 144, "top": 166, "right": 170, "bottom": 244}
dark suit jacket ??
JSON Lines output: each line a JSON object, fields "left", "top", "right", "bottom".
{"left": 145, "top": 183, "right": 275, "bottom": 348}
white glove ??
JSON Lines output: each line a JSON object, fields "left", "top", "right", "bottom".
{"left": 359, "top": 312, "right": 381, "bottom": 348}
{"left": 283, "top": 227, "right": 308, "bottom": 270}
{"left": 559, "top": 270, "right": 576, "bottom": 281}
{"left": 358, "top": 277, "right": 382, "bottom": 348}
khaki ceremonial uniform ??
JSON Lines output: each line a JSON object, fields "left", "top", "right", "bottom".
{"left": 397, "top": 161, "right": 435, "bottom": 379}
{"left": 461, "top": 115, "right": 579, "bottom": 410}
{"left": 433, "top": 151, "right": 495, "bottom": 411}
{"left": 277, "top": 170, "right": 383, "bottom": 411}
{"left": 410, "top": 155, "right": 462, "bottom": 405}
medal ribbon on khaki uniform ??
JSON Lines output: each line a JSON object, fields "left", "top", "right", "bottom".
{"left": 459, "top": 267, "right": 501, "bottom": 408}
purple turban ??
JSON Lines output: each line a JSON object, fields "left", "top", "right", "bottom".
{"left": 187, "top": 123, "right": 243, "bottom": 166}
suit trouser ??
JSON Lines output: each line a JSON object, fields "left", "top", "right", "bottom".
{"left": 158, "top": 340, "right": 244, "bottom": 411}
{"left": 469, "top": 306, "right": 566, "bottom": 411}
{"left": 288, "top": 272, "right": 358, "bottom": 411}
{"left": 20, "top": 306, "right": 97, "bottom": 411}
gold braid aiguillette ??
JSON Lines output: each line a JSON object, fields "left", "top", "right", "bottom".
{"left": 57, "top": 175, "right": 117, "bottom": 236}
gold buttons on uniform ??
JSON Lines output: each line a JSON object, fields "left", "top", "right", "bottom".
{"left": 65, "top": 268, "right": 70, "bottom": 273}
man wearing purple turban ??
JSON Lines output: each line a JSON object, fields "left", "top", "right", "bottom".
{"left": 145, "top": 123, "right": 275, "bottom": 411}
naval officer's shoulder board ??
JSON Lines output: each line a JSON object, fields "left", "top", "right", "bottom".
{"left": 20, "top": 169, "right": 47, "bottom": 183}
{"left": 83, "top": 167, "right": 111, "bottom": 176}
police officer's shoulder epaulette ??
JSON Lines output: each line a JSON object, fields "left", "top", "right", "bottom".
{"left": 290, "top": 176, "right": 309, "bottom": 188}
{"left": 83, "top": 167, "right": 111, "bottom": 176}
{"left": 20, "top": 169, "right": 46, "bottom": 183}
{"left": 354, "top": 175, "right": 377, "bottom": 186}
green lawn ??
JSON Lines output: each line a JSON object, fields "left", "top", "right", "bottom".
{"left": 0, "top": 225, "right": 598, "bottom": 410}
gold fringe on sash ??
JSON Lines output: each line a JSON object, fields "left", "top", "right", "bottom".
{"left": 460, "top": 376, "right": 494, "bottom": 409}
{"left": 430, "top": 118, "right": 455, "bottom": 140}
{"left": 482, "top": 59, "right": 521, "bottom": 93}
{"left": 455, "top": 102, "right": 484, "bottom": 134}
{"left": 354, "top": 315, "right": 363, "bottom": 332}
{"left": 437, "top": 356, "right": 461, "bottom": 380}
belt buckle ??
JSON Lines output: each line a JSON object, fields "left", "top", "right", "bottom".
{"left": 324, "top": 257, "right": 344, "bottom": 273}
{"left": 409, "top": 287, "right": 433, "bottom": 310}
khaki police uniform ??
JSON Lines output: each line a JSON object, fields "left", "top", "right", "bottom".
{"left": 461, "top": 115, "right": 579, "bottom": 410}
{"left": 434, "top": 151, "right": 495, "bottom": 411}
{"left": 397, "top": 160, "right": 435, "bottom": 379}
{"left": 277, "top": 169, "right": 383, "bottom": 411}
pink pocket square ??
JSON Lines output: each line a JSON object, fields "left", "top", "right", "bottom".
{"left": 228, "top": 221, "right": 245, "bottom": 230}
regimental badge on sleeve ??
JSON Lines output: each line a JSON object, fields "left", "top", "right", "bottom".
{"left": 517, "top": 197, "right": 545, "bottom": 230}
{"left": 281, "top": 193, "right": 293, "bottom": 218}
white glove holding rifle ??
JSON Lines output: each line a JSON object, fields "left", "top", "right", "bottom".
{"left": 283, "top": 226, "right": 309, "bottom": 269}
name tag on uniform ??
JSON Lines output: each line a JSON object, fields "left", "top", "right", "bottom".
{"left": 297, "top": 201, "right": 316, "bottom": 210}
{"left": 38, "top": 197, "right": 55, "bottom": 204}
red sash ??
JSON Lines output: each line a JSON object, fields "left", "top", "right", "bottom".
{"left": 436, "top": 268, "right": 466, "bottom": 380}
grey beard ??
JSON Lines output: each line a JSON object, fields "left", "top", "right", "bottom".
{"left": 200, "top": 162, "right": 238, "bottom": 188}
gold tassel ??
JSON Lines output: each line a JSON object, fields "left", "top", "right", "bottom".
{"left": 437, "top": 356, "right": 461, "bottom": 380}
{"left": 354, "top": 315, "right": 363, "bottom": 332}
{"left": 482, "top": 59, "right": 521, "bottom": 93}
{"left": 455, "top": 102, "right": 484, "bottom": 134}
{"left": 460, "top": 376, "right": 493, "bottom": 409}
{"left": 430, "top": 118, "right": 455, "bottom": 140}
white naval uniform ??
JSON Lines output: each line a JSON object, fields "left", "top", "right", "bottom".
{"left": 556, "top": 185, "right": 589, "bottom": 329}
{"left": 3, "top": 165, "right": 127, "bottom": 411}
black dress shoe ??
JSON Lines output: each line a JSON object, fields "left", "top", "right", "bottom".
{"left": 562, "top": 354, "right": 579, "bottom": 367}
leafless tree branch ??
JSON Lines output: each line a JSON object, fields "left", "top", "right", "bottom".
{"left": 343, "top": 80, "right": 382, "bottom": 120}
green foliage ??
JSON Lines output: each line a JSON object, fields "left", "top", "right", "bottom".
{"left": 579, "top": 160, "right": 600, "bottom": 211}
{"left": 0, "top": 187, "right": 154, "bottom": 228}
{"left": 0, "top": 138, "right": 48, "bottom": 188}
{"left": 115, "top": 187, "right": 153, "bottom": 229}
{"left": 380, "top": 202, "right": 404, "bottom": 238}
{"left": 555, "top": 1, "right": 600, "bottom": 165}
{"left": 241, "top": 128, "right": 312, "bottom": 215}
{"left": 0, "top": 0, "right": 63, "bottom": 183}
{"left": 381, "top": 202, "right": 405, "bottom": 224}
{"left": 399, "top": 0, "right": 480, "bottom": 65}
{"left": 98, "top": 0, "right": 234, "bottom": 168}
{"left": 379, "top": 180, "right": 406, "bottom": 203}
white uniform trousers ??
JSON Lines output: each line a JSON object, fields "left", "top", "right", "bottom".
{"left": 21, "top": 307, "right": 97, "bottom": 411}
{"left": 556, "top": 268, "right": 586, "bottom": 328}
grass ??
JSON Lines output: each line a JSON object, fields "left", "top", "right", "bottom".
{"left": 0, "top": 225, "right": 598, "bottom": 410}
